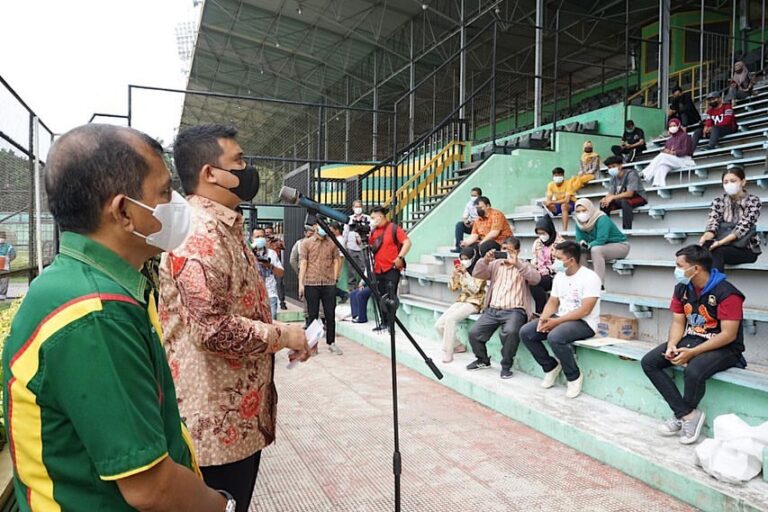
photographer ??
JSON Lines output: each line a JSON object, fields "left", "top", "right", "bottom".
{"left": 368, "top": 206, "right": 411, "bottom": 332}
{"left": 251, "top": 228, "right": 284, "bottom": 319}
{"left": 343, "top": 199, "right": 371, "bottom": 290}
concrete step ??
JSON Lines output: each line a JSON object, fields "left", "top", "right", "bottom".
{"left": 335, "top": 313, "right": 768, "bottom": 512}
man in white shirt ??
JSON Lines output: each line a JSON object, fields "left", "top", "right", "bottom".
{"left": 453, "top": 187, "right": 482, "bottom": 253}
{"left": 251, "top": 228, "right": 284, "bottom": 319}
{"left": 519, "top": 240, "right": 601, "bottom": 399}
{"left": 342, "top": 199, "right": 371, "bottom": 290}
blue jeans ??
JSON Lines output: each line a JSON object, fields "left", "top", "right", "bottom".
{"left": 468, "top": 308, "right": 527, "bottom": 369}
{"left": 641, "top": 336, "right": 744, "bottom": 418}
{"left": 269, "top": 296, "right": 278, "bottom": 320}
{"left": 520, "top": 318, "right": 595, "bottom": 381}
{"left": 350, "top": 286, "right": 372, "bottom": 322}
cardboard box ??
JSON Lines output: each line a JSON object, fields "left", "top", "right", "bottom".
{"left": 596, "top": 314, "right": 638, "bottom": 340}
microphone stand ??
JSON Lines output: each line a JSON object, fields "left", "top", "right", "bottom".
{"left": 308, "top": 211, "right": 443, "bottom": 512}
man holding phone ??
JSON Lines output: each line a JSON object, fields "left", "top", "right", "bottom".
{"left": 465, "top": 236, "right": 540, "bottom": 379}
{"left": 641, "top": 245, "right": 745, "bottom": 445}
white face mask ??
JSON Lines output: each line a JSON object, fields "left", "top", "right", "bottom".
{"left": 128, "top": 190, "right": 192, "bottom": 252}
{"left": 353, "top": 207, "right": 363, "bottom": 215}
{"left": 370, "top": 217, "right": 380, "bottom": 228}
{"left": 668, "top": 125, "right": 680, "bottom": 134}
{"left": 552, "top": 176, "right": 564, "bottom": 184}
{"left": 576, "top": 212, "right": 591, "bottom": 223}
{"left": 538, "top": 234, "right": 550, "bottom": 243}
{"left": 723, "top": 182, "right": 742, "bottom": 196}
{"left": 460, "top": 259, "right": 472, "bottom": 268}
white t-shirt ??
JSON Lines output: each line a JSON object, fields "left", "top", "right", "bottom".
{"left": 254, "top": 248, "right": 283, "bottom": 299}
{"left": 550, "top": 266, "right": 602, "bottom": 332}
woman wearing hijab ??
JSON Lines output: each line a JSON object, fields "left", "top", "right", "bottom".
{"left": 727, "top": 61, "right": 754, "bottom": 102}
{"left": 641, "top": 118, "right": 695, "bottom": 188}
{"left": 530, "top": 216, "right": 565, "bottom": 313}
{"left": 578, "top": 140, "right": 600, "bottom": 177}
{"left": 574, "top": 198, "right": 630, "bottom": 283}
{"left": 436, "top": 247, "right": 487, "bottom": 363}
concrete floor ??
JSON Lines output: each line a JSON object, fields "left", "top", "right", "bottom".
{"left": 252, "top": 337, "right": 694, "bottom": 512}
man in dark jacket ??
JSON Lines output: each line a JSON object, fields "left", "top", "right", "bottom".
{"left": 668, "top": 86, "right": 701, "bottom": 127}
{"left": 641, "top": 245, "right": 746, "bottom": 445}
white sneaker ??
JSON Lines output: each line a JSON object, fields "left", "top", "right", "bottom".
{"left": 565, "top": 373, "right": 584, "bottom": 398}
{"left": 657, "top": 417, "right": 683, "bottom": 436}
{"left": 328, "top": 343, "right": 343, "bottom": 355}
{"left": 541, "top": 364, "right": 562, "bottom": 388}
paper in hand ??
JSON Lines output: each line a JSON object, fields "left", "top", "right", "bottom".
{"left": 286, "top": 319, "right": 324, "bottom": 369}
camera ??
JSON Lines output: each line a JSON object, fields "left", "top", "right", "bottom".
{"left": 349, "top": 217, "right": 371, "bottom": 238}
{"left": 257, "top": 256, "right": 271, "bottom": 265}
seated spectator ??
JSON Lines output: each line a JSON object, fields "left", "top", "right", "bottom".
{"left": 667, "top": 86, "right": 701, "bottom": 128}
{"left": 698, "top": 167, "right": 762, "bottom": 271}
{"left": 574, "top": 198, "right": 630, "bottom": 283}
{"left": 454, "top": 187, "right": 482, "bottom": 253}
{"left": 436, "top": 248, "right": 486, "bottom": 363}
{"left": 611, "top": 120, "right": 647, "bottom": 163}
{"left": 459, "top": 196, "right": 513, "bottom": 256}
{"left": 600, "top": 155, "right": 647, "bottom": 230}
{"left": 641, "top": 118, "right": 695, "bottom": 188}
{"left": 520, "top": 241, "right": 601, "bottom": 399}
{"left": 349, "top": 282, "right": 373, "bottom": 324}
{"left": 529, "top": 216, "right": 565, "bottom": 314}
{"left": 543, "top": 167, "right": 592, "bottom": 231}
{"left": 641, "top": 245, "right": 746, "bottom": 445}
{"left": 465, "top": 237, "right": 540, "bottom": 379}
{"left": 691, "top": 92, "right": 737, "bottom": 152}
{"left": 726, "top": 60, "right": 755, "bottom": 103}
{"left": 579, "top": 141, "right": 600, "bottom": 176}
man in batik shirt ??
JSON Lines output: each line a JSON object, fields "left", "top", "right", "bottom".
{"left": 159, "top": 124, "right": 308, "bottom": 512}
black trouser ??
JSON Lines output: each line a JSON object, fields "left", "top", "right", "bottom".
{"left": 529, "top": 274, "right": 553, "bottom": 314}
{"left": 641, "top": 336, "right": 743, "bottom": 418}
{"left": 610, "top": 145, "right": 642, "bottom": 162}
{"left": 276, "top": 274, "right": 285, "bottom": 306}
{"left": 710, "top": 245, "right": 758, "bottom": 271}
{"left": 201, "top": 451, "right": 262, "bottom": 512}
{"left": 455, "top": 221, "right": 472, "bottom": 248}
{"left": 305, "top": 284, "right": 337, "bottom": 345}
{"left": 691, "top": 124, "right": 737, "bottom": 151}
{"left": 375, "top": 268, "right": 401, "bottom": 326}
{"left": 467, "top": 240, "right": 500, "bottom": 257}
{"left": 600, "top": 195, "right": 647, "bottom": 230}
{"left": 468, "top": 307, "right": 527, "bottom": 370}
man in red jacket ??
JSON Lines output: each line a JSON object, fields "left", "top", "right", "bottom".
{"left": 691, "top": 92, "right": 737, "bottom": 152}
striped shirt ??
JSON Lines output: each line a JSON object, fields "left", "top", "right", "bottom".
{"left": 488, "top": 261, "right": 528, "bottom": 310}
{"left": 2, "top": 232, "right": 199, "bottom": 511}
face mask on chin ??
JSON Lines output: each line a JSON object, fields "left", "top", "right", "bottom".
{"left": 127, "top": 190, "right": 192, "bottom": 252}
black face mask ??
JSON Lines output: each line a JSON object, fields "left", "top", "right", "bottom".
{"left": 476, "top": 208, "right": 487, "bottom": 218}
{"left": 214, "top": 165, "right": 260, "bottom": 202}
{"left": 584, "top": 148, "right": 593, "bottom": 153}
{"left": 708, "top": 101, "right": 720, "bottom": 108}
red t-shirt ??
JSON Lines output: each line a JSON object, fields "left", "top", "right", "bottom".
{"left": 369, "top": 222, "right": 408, "bottom": 274}
{"left": 670, "top": 288, "right": 743, "bottom": 320}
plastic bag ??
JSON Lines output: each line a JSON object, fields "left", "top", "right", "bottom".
{"left": 694, "top": 414, "right": 768, "bottom": 484}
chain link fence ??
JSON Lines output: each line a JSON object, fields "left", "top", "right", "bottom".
{"left": 0, "top": 76, "right": 56, "bottom": 293}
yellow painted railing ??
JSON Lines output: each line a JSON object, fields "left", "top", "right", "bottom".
{"left": 628, "top": 61, "right": 712, "bottom": 107}
{"left": 383, "top": 140, "right": 470, "bottom": 219}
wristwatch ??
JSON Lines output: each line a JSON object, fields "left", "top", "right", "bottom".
{"left": 217, "top": 490, "right": 236, "bottom": 512}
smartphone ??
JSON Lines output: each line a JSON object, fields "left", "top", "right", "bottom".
{"left": 494, "top": 251, "right": 508, "bottom": 259}
{"left": 453, "top": 259, "right": 461, "bottom": 267}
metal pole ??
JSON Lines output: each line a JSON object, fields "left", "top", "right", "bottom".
{"left": 127, "top": 86, "right": 133, "bottom": 127}
{"left": 373, "top": 52, "right": 379, "bottom": 160}
{"left": 32, "top": 117, "right": 43, "bottom": 274}
{"left": 345, "top": 77, "right": 350, "bottom": 161}
{"left": 534, "top": 0, "right": 544, "bottom": 127}
{"left": 491, "top": 22, "right": 498, "bottom": 147}
{"left": 699, "top": 0, "right": 705, "bottom": 98}
{"left": 762, "top": 0, "right": 766, "bottom": 71}
{"left": 624, "top": 0, "right": 630, "bottom": 121}
{"left": 731, "top": 0, "right": 737, "bottom": 71}
{"left": 316, "top": 106, "right": 324, "bottom": 199}
{"left": 409, "top": 20, "right": 415, "bottom": 144}
{"left": 459, "top": 0, "right": 467, "bottom": 120}
{"left": 658, "top": 0, "right": 671, "bottom": 109}
{"left": 553, "top": 10, "right": 560, "bottom": 151}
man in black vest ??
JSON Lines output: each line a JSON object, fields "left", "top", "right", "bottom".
{"left": 641, "top": 245, "right": 746, "bottom": 445}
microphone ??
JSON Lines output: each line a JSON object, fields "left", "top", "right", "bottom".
{"left": 279, "top": 186, "right": 350, "bottom": 225}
